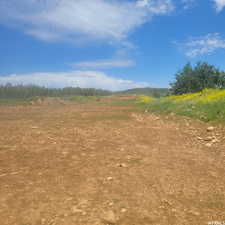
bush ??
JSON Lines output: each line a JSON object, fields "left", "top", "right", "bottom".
{"left": 170, "top": 62, "right": 225, "bottom": 95}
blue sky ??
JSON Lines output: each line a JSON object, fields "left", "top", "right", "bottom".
{"left": 1, "top": 0, "right": 225, "bottom": 90}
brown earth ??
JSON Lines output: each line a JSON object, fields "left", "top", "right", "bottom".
{"left": 0, "top": 97, "right": 225, "bottom": 225}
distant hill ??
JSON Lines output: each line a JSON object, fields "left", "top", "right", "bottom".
{"left": 115, "top": 88, "right": 170, "bottom": 98}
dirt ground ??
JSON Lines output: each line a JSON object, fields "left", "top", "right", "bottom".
{"left": 0, "top": 97, "right": 225, "bottom": 225}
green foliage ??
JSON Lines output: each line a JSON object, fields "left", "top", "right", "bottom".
{"left": 170, "top": 62, "right": 225, "bottom": 95}
{"left": 144, "top": 89, "right": 225, "bottom": 123}
{"left": 147, "top": 100, "right": 225, "bottom": 123}
{"left": 0, "top": 84, "right": 112, "bottom": 99}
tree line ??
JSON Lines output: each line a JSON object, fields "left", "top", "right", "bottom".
{"left": 0, "top": 84, "right": 112, "bottom": 99}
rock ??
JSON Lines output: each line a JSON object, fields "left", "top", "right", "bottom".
{"left": 72, "top": 206, "right": 83, "bottom": 214}
{"left": 82, "top": 211, "right": 87, "bottom": 216}
{"left": 204, "top": 136, "right": 213, "bottom": 141}
{"left": 207, "top": 126, "right": 215, "bottom": 132}
{"left": 205, "top": 143, "right": 212, "bottom": 147}
{"left": 107, "top": 177, "right": 113, "bottom": 181}
{"left": 117, "top": 163, "right": 127, "bottom": 168}
{"left": 101, "top": 210, "right": 117, "bottom": 224}
{"left": 197, "top": 136, "right": 203, "bottom": 140}
{"left": 120, "top": 208, "right": 127, "bottom": 213}
{"left": 189, "top": 210, "right": 200, "bottom": 216}
{"left": 211, "top": 139, "right": 218, "bottom": 143}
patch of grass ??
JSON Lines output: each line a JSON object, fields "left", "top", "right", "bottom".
{"left": 136, "top": 89, "right": 225, "bottom": 123}
{"left": 0, "top": 98, "right": 32, "bottom": 106}
{"left": 136, "top": 95, "right": 155, "bottom": 104}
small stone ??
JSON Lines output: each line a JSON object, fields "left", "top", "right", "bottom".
{"left": 120, "top": 208, "right": 127, "bottom": 213}
{"left": 204, "top": 136, "right": 213, "bottom": 141}
{"left": 212, "top": 139, "right": 219, "bottom": 143}
{"left": 197, "top": 136, "right": 203, "bottom": 140}
{"left": 207, "top": 126, "right": 215, "bottom": 132}
{"left": 72, "top": 206, "right": 83, "bottom": 214}
{"left": 82, "top": 211, "right": 87, "bottom": 216}
{"left": 101, "top": 210, "right": 117, "bottom": 224}
{"left": 117, "top": 163, "right": 127, "bottom": 168}
{"left": 189, "top": 210, "right": 200, "bottom": 216}
{"left": 107, "top": 177, "right": 113, "bottom": 181}
{"left": 205, "top": 143, "right": 212, "bottom": 147}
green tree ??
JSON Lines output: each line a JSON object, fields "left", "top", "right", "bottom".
{"left": 170, "top": 62, "right": 225, "bottom": 95}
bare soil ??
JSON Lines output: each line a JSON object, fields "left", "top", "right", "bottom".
{"left": 0, "top": 98, "right": 225, "bottom": 225}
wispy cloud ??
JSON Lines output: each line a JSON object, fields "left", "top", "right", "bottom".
{"left": 176, "top": 33, "right": 225, "bottom": 57}
{"left": 0, "top": 71, "right": 150, "bottom": 91}
{"left": 0, "top": 0, "right": 173, "bottom": 44}
{"left": 69, "top": 59, "right": 135, "bottom": 69}
{"left": 214, "top": 0, "right": 225, "bottom": 12}
{"left": 181, "top": 0, "right": 196, "bottom": 9}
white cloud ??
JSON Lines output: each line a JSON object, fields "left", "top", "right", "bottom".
{"left": 177, "top": 33, "right": 225, "bottom": 57}
{"left": 214, "top": 0, "right": 225, "bottom": 12}
{"left": 69, "top": 59, "right": 135, "bottom": 69}
{"left": 0, "top": 71, "right": 150, "bottom": 91}
{"left": 136, "top": 0, "right": 150, "bottom": 8}
{"left": 0, "top": 0, "right": 173, "bottom": 44}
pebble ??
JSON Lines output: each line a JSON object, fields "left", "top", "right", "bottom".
{"left": 101, "top": 210, "right": 117, "bottom": 224}
{"left": 207, "top": 126, "right": 215, "bottom": 132}
{"left": 72, "top": 206, "right": 83, "bottom": 214}
{"left": 204, "top": 136, "right": 213, "bottom": 141}
{"left": 117, "top": 163, "right": 128, "bottom": 168}
{"left": 189, "top": 210, "right": 200, "bottom": 216}
{"left": 120, "top": 208, "right": 127, "bottom": 213}
{"left": 205, "top": 143, "right": 212, "bottom": 147}
{"left": 107, "top": 177, "right": 113, "bottom": 181}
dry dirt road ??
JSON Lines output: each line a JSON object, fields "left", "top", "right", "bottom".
{"left": 0, "top": 98, "right": 225, "bottom": 225}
